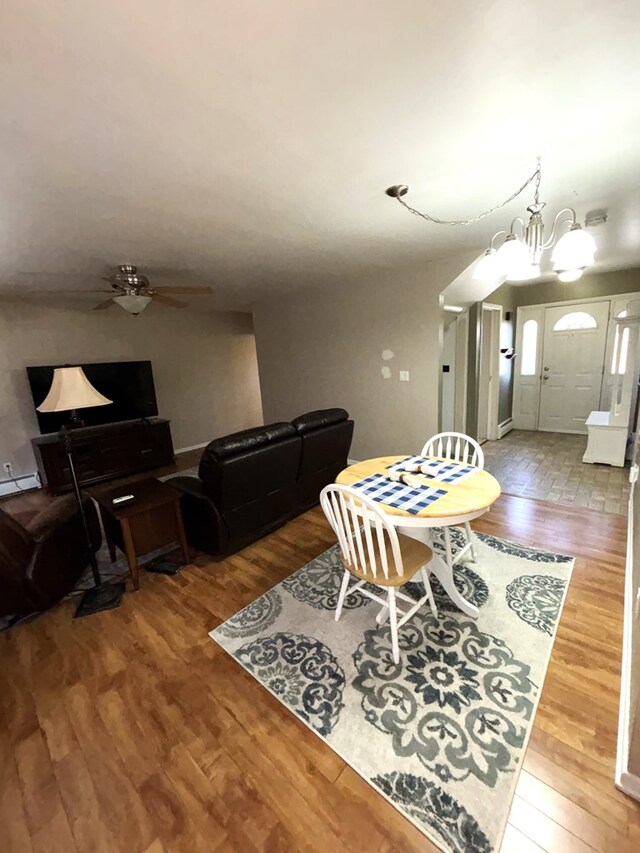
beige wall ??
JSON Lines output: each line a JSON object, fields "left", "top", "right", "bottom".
{"left": 253, "top": 253, "right": 475, "bottom": 461}
{"left": 0, "top": 301, "right": 263, "bottom": 479}
{"left": 509, "top": 267, "right": 640, "bottom": 309}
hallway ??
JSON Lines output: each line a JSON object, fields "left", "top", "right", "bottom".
{"left": 483, "top": 430, "right": 630, "bottom": 514}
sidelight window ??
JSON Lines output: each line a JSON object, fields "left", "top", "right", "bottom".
{"left": 520, "top": 319, "right": 538, "bottom": 376}
{"left": 611, "top": 311, "right": 629, "bottom": 375}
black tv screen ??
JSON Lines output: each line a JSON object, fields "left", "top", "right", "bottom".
{"left": 27, "top": 360, "right": 158, "bottom": 434}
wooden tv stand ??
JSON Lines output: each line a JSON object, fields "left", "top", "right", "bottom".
{"left": 31, "top": 418, "right": 175, "bottom": 494}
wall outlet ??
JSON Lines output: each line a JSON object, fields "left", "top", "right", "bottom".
{"left": 399, "top": 371, "right": 410, "bottom": 382}
{"left": 3, "top": 462, "right": 12, "bottom": 476}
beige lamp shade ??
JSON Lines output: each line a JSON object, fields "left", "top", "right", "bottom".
{"left": 37, "top": 366, "right": 113, "bottom": 412}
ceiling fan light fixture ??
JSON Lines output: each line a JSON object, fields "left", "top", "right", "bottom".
{"left": 113, "top": 294, "right": 152, "bottom": 315}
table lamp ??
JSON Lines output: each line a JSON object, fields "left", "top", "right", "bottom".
{"left": 37, "top": 366, "right": 125, "bottom": 616}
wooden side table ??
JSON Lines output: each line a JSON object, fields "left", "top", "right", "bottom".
{"left": 90, "top": 478, "right": 190, "bottom": 590}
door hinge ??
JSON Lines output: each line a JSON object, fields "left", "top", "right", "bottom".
{"left": 630, "top": 464, "right": 639, "bottom": 485}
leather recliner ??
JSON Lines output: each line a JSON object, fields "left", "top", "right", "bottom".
{"left": 169, "top": 408, "right": 353, "bottom": 557}
{"left": 0, "top": 494, "right": 102, "bottom": 617}
{"left": 292, "top": 409, "right": 354, "bottom": 512}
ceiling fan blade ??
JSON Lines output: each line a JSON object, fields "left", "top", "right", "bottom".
{"left": 93, "top": 299, "right": 115, "bottom": 310}
{"left": 152, "top": 286, "right": 213, "bottom": 294}
{"left": 152, "top": 293, "right": 188, "bottom": 308}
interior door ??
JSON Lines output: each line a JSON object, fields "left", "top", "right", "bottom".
{"left": 538, "top": 301, "right": 610, "bottom": 434}
{"left": 441, "top": 321, "right": 456, "bottom": 432}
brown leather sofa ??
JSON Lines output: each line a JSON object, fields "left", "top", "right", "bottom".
{"left": 169, "top": 408, "right": 354, "bottom": 557}
{"left": 0, "top": 494, "right": 102, "bottom": 618}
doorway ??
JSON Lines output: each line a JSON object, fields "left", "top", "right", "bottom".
{"left": 537, "top": 302, "right": 610, "bottom": 433}
{"left": 513, "top": 295, "right": 633, "bottom": 434}
{"left": 440, "top": 311, "right": 469, "bottom": 433}
{"left": 477, "top": 304, "right": 501, "bottom": 442}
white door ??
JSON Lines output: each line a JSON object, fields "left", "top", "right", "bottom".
{"left": 441, "top": 322, "right": 456, "bottom": 432}
{"left": 477, "top": 309, "right": 493, "bottom": 442}
{"left": 538, "top": 302, "right": 610, "bottom": 434}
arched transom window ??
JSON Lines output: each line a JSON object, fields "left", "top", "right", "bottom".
{"left": 552, "top": 311, "right": 598, "bottom": 331}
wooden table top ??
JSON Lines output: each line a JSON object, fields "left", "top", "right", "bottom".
{"left": 335, "top": 455, "right": 501, "bottom": 519}
{"left": 88, "top": 477, "right": 182, "bottom": 520}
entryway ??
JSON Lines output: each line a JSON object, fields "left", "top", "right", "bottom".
{"left": 513, "top": 294, "right": 633, "bottom": 434}
{"left": 482, "top": 429, "right": 629, "bottom": 514}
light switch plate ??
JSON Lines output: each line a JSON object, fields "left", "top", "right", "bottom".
{"left": 399, "top": 371, "right": 410, "bottom": 381}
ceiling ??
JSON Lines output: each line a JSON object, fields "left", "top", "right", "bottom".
{"left": 2, "top": 0, "right": 640, "bottom": 309}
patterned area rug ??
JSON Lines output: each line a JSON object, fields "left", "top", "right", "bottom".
{"left": 210, "top": 529, "right": 574, "bottom": 853}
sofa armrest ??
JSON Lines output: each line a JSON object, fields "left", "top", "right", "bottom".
{"left": 25, "top": 494, "right": 78, "bottom": 542}
{"left": 166, "top": 476, "right": 229, "bottom": 556}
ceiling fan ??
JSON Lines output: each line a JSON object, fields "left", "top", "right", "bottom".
{"left": 64, "top": 265, "right": 213, "bottom": 314}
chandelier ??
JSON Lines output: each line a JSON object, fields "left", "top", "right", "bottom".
{"left": 386, "top": 159, "right": 599, "bottom": 286}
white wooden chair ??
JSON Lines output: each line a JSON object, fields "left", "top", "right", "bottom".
{"left": 421, "top": 431, "right": 484, "bottom": 469}
{"left": 420, "top": 431, "right": 484, "bottom": 566}
{"left": 320, "top": 484, "right": 437, "bottom": 664}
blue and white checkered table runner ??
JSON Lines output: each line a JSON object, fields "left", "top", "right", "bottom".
{"left": 387, "top": 455, "right": 478, "bottom": 484}
{"left": 349, "top": 473, "right": 448, "bottom": 515}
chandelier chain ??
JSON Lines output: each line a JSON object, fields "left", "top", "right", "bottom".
{"left": 394, "top": 162, "right": 542, "bottom": 226}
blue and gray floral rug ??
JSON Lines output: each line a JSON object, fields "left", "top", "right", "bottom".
{"left": 210, "top": 529, "right": 573, "bottom": 853}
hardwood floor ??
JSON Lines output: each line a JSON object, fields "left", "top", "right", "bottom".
{"left": 1, "top": 493, "right": 639, "bottom": 852}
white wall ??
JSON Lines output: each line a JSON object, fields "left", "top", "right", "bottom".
{"left": 253, "top": 253, "right": 475, "bottom": 461}
{"left": 0, "top": 300, "right": 264, "bottom": 479}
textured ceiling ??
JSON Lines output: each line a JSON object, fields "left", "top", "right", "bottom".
{"left": 2, "top": 0, "right": 640, "bottom": 308}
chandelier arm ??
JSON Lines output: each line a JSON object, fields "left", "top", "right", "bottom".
{"left": 542, "top": 207, "right": 577, "bottom": 249}
{"left": 392, "top": 165, "right": 541, "bottom": 226}
{"left": 509, "top": 217, "right": 525, "bottom": 238}
{"left": 489, "top": 230, "right": 508, "bottom": 250}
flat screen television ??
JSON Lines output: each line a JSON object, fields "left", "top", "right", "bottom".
{"left": 27, "top": 360, "right": 158, "bottom": 434}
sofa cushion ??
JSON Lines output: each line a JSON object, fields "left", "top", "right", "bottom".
{"left": 291, "top": 408, "right": 348, "bottom": 435}
{"left": 200, "top": 422, "right": 296, "bottom": 464}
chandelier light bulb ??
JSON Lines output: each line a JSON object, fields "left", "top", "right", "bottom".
{"left": 557, "top": 269, "right": 584, "bottom": 283}
{"left": 552, "top": 224, "right": 597, "bottom": 273}
{"left": 506, "top": 261, "right": 541, "bottom": 283}
{"left": 473, "top": 248, "right": 506, "bottom": 286}
{"left": 497, "top": 234, "right": 530, "bottom": 270}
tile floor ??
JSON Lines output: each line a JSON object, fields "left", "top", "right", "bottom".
{"left": 482, "top": 429, "right": 630, "bottom": 515}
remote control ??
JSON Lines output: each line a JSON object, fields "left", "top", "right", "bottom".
{"left": 112, "top": 494, "right": 135, "bottom": 506}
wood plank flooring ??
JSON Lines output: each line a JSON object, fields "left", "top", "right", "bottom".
{"left": 1, "top": 492, "right": 639, "bottom": 852}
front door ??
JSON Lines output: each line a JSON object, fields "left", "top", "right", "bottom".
{"left": 537, "top": 301, "right": 610, "bottom": 433}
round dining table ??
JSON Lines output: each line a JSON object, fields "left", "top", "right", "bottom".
{"left": 335, "top": 455, "right": 501, "bottom": 618}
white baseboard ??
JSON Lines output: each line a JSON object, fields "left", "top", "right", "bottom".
{"left": 174, "top": 441, "right": 209, "bottom": 454}
{"left": 498, "top": 419, "right": 514, "bottom": 439}
{"left": 0, "top": 474, "right": 40, "bottom": 498}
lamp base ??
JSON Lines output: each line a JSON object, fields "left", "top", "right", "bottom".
{"left": 74, "top": 582, "right": 125, "bottom": 618}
